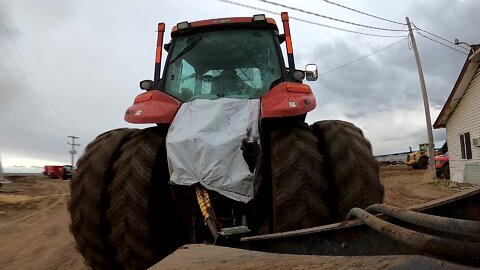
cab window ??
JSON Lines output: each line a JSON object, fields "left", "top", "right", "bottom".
{"left": 164, "top": 29, "right": 282, "bottom": 101}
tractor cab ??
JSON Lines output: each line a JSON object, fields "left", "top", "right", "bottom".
{"left": 151, "top": 14, "right": 318, "bottom": 100}
{"left": 162, "top": 29, "right": 283, "bottom": 101}
{"left": 126, "top": 13, "right": 319, "bottom": 124}
{"left": 418, "top": 143, "right": 429, "bottom": 154}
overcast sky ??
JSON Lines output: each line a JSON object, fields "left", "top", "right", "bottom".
{"left": 0, "top": 0, "right": 478, "bottom": 172}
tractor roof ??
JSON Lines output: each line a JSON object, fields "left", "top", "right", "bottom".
{"left": 170, "top": 16, "right": 278, "bottom": 38}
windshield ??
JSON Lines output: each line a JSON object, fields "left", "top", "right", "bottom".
{"left": 163, "top": 29, "right": 282, "bottom": 101}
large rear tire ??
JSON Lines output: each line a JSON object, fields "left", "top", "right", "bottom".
{"left": 270, "top": 122, "right": 331, "bottom": 232}
{"left": 442, "top": 163, "right": 450, "bottom": 179}
{"left": 312, "top": 120, "right": 384, "bottom": 219}
{"left": 68, "top": 128, "right": 137, "bottom": 270}
{"left": 417, "top": 156, "right": 429, "bottom": 170}
{"left": 107, "top": 127, "right": 180, "bottom": 270}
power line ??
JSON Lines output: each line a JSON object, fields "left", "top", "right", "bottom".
{"left": 415, "top": 30, "right": 468, "bottom": 55}
{"left": 255, "top": 0, "right": 407, "bottom": 32}
{"left": 226, "top": 0, "right": 470, "bottom": 53}
{"left": 0, "top": 18, "right": 57, "bottom": 117}
{"left": 318, "top": 37, "right": 408, "bottom": 77}
{"left": 320, "top": 0, "right": 406, "bottom": 25}
{"left": 0, "top": 31, "right": 31, "bottom": 91}
{"left": 0, "top": 42, "right": 24, "bottom": 90}
{"left": 217, "top": 0, "right": 406, "bottom": 38}
{"left": 291, "top": 16, "right": 406, "bottom": 38}
{"left": 67, "top": 136, "right": 80, "bottom": 170}
{"left": 412, "top": 23, "right": 470, "bottom": 51}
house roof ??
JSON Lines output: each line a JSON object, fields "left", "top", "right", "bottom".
{"left": 433, "top": 44, "right": 480, "bottom": 128}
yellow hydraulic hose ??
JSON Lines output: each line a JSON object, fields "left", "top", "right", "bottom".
{"left": 196, "top": 186, "right": 211, "bottom": 220}
{"left": 196, "top": 186, "right": 218, "bottom": 239}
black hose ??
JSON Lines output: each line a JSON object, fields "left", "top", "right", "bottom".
{"left": 364, "top": 204, "right": 480, "bottom": 241}
{"left": 346, "top": 207, "right": 480, "bottom": 262}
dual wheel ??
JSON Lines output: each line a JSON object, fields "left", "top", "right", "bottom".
{"left": 68, "top": 120, "right": 384, "bottom": 269}
{"left": 68, "top": 127, "right": 179, "bottom": 270}
{"left": 271, "top": 120, "right": 384, "bottom": 232}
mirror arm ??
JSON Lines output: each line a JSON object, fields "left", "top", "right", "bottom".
{"left": 154, "top": 78, "right": 164, "bottom": 90}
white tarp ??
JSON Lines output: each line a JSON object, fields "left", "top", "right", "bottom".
{"left": 166, "top": 98, "right": 260, "bottom": 203}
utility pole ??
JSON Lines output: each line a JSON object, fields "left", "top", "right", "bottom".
{"left": 0, "top": 154, "right": 5, "bottom": 182}
{"left": 0, "top": 154, "right": 11, "bottom": 185}
{"left": 406, "top": 17, "right": 436, "bottom": 179}
{"left": 67, "top": 136, "right": 80, "bottom": 170}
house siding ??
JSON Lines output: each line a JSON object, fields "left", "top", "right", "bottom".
{"left": 445, "top": 66, "right": 480, "bottom": 182}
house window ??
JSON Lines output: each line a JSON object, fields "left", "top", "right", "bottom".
{"left": 460, "top": 132, "right": 472, "bottom": 160}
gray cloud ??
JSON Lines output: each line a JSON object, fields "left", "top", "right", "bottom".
{"left": 308, "top": 39, "right": 418, "bottom": 115}
{"left": 1, "top": 0, "right": 478, "bottom": 168}
{"left": 301, "top": 0, "right": 478, "bottom": 154}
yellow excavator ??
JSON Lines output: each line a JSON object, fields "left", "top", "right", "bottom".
{"left": 406, "top": 143, "right": 430, "bottom": 169}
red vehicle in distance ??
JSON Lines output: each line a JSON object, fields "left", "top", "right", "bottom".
{"left": 43, "top": 165, "right": 73, "bottom": 180}
{"left": 435, "top": 152, "right": 449, "bottom": 179}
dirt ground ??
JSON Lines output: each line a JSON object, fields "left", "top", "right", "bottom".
{"left": 0, "top": 166, "right": 465, "bottom": 269}
{"left": 380, "top": 165, "right": 458, "bottom": 207}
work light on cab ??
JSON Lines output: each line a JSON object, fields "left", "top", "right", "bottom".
{"left": 252, "top": 14, "right": 266, "bottom": 22}
{"left": 176, "top": 21, "right": 191, "bottom": 30}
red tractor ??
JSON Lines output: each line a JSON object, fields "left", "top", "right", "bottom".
{"left": 68, "top": 13, "right": 383, "bottom": 270}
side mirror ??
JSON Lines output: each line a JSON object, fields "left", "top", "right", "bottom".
{"left": 139, "top": 80, "right": 155, "bottom": 90}
{"left": 305, "top": 64, "right": 318, "bottom": 81}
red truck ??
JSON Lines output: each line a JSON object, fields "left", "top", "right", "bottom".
{"left": 43, "top": 165, "right": 73, "bottom": 180}
{"left": 435, "top": 152, "right": 449, "bottom": 179}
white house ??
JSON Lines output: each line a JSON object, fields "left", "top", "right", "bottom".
{"left": 433, "top": 44, "right": 480, "bottom": 183}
